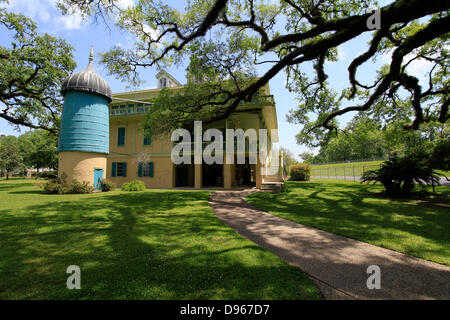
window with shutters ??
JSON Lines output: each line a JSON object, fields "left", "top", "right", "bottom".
{"left": 138, "top": 162, "right": 154, "bottom": 177}
{"left": 112, "top": 162, "right": 127, "bottom": 177}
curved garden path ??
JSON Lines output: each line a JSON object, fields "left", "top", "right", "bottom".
{"left": 209, "top": 190, "right": 450, "bottom": 300}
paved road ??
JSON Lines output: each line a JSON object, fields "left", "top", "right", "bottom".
{"left": 209, "top": 190, "right": 450, "bottom": 300}
{"left": 311, "top": 176, "right": 450, "bottom": 186}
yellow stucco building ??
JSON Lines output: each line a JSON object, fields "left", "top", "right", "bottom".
{"left": 107, "top": 70, "right": 281, "bottom": 189}
{"left": 58, "top": 51, "right": 281, "bottom": 190}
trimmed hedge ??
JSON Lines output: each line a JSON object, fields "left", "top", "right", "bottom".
{"left": 121, "top": 180, "right": 146, "bottom": 192}
{"left": 101, "top": 179, "right": 115, "bottom": 192}
{"left": 41, "top": 179, "right": 94, "bottom": 194}
{"left": 289, "top": 163, "right": 311, "bottom": 181}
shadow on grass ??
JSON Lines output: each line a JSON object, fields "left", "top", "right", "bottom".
{"left": 247, "top": 181, "right": 450, "bottom": 265}
{"left": 0, "top": 190, "right": 320, "bottom": 300}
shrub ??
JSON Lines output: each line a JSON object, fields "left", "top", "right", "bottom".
{"left": 289, "top": 163, "right": 311, "bottom": 181}
{"left": 67, "top": 179, "right": 94, "bottom": 194}
{"left": 121, "top": 180, "right": 146, "bottom": 191}
{"left": 430, "top": 139, "right": 450, "bottom": 172}
{"left": 361, "top": 154, "right": 442, "bottom": 195}
{"left": 42, "top": 179, "right": 67, "bottom": 194}
{"left": 100, "top": 179, "right": 115, "bottom": 192}
{"left": 35, "top": 171, "right": 58, "bottom": 180}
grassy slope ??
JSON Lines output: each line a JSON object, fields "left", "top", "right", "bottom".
{"left": 310, "top": 160, "right": 450, "bottom": 177}
{"left": 0, "top": 178, "right": 320, "bottom": 300}
{"left": 247, "top": 180, "right": 450, "bottom": 266}
{"left": 310, "top": 161, "right": 383, "bottom": 176}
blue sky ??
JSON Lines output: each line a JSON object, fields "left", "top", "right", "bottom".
{"left": 0, "top": 0, "right": 432, "bottom": 159}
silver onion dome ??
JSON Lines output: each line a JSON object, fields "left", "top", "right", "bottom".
{"left": 61, "top": 46, "right": 112, "bottom": 102}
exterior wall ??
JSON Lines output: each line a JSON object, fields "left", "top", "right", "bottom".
{"left": 107, "top": 116, "right": 174, "bottom": 188}
{"left": 103, "top": 81, "right": 278, "bottom": 189}
{"left": 106, "top": 156, "right": 173, "bottom": 188}
{"left": 58, "top": 151, "right": 106, "bottom": 186}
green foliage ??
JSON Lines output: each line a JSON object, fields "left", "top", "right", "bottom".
{"left": 67, "top": 179, "right": 94, "bottom": 194}
{"left": 42, "top": 179, "right": 93, "bottom": 194}
{"left": 121, "top": 180, "right": 146, "bottom": 192}
{"left": 289, "top": 163, "right": 311, "bottom": 181}
{"left": 304, "top": 117, "right": 449, "bottom": 164}
{"left": 42, "top": 179, "right": 67, "bottom": 194}
{"left": 18, "top": 130, "right": 58, "bottom": 170}
{"left": 143, "top": 78, "right": 261, "bottom": 136}
{"left": 57, "top": 0, "right": 448, "bottom": 144}
{"left": 0, "top": 136, "right": 24, "bottom": 179}
{"left": 280, "top": 147, "right": 296, "bottom": 175}
{"left": 361, "top": 153, "right": 442, "bottom": 195}
{"left": 429, "top": 139, "right": 450, "bottom": 172}
{"left": 35, "top": 171, "right": 58, "bottom": 180}
{"left": 0, "top": 8, "right": 76, "bottom": 133}
{"left": 100, "top": 179, "right": 115, "bottom": 192}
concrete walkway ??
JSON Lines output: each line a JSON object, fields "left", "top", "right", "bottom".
{"left": 209, "top": 190, "right": 450, "bottom": 300}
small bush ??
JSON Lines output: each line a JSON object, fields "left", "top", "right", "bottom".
{"left": 101, "top": 179, "right": 115, "bottom": 192}
{"left": 36, "top": 171, "right": 58, "bottom": 180}
{"left": 361, "top": 154, "right": 442, "bottom": 195}
{"left": 121, "top": 180, "right": 146, "bottom": 191}
{"left": 289, "top": 163, "right": 311, "bottom": 181}
{"left": 68, "top": 179, "right": 94, "bottom": 194}
{"left": 42, "top": 179, "right": 67, "bottom": 194}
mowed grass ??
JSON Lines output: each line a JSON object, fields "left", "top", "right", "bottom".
{"left": 0, "top": 178, "right": 321, "bottom": 300}
{"left": 247, "top": 180, "right": 450, "bottom": 266}
{"left": 310, "top": 160, "right": 383, "bottom": 177}
{"left": 310, "top": 160, "right": 450, "bottom": 177}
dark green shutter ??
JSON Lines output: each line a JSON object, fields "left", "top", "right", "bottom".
{"left": 118, "top": 127, "right": 125, "bottom": 146}
{"left": 149, "top": 162, "right": 154, "bottom": 177}
{"left": 138, "top": 162, "right": 143, "bottom": 177}
{"left": 112, "top": 162, "right": 117, "bottom": 177}
{"left": 122, "top": 162, "right": 127, "bottom": 177}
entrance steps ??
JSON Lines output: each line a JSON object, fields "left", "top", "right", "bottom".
{"left": 261, "top": 181, "right": 283, "bottom": 193}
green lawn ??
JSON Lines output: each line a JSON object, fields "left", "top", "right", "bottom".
{"left": 310, "top": 160, "right": 450, "bottom": 177}
{"left": 0, "top": 178, "right": 320, "bottom": 300}
{"left": 247, "top": 180, "right": 450, "bottom": 266}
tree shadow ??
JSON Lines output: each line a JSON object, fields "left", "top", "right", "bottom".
{"left": 246, "top": 181, "right": 450, "bottom": 264}
{"left": 0, "top": 190, "right": 320, "bottom": 300}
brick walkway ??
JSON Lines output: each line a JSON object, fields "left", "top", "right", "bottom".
{"left": 209, "top": 190, "right": 450, "bottom": 300}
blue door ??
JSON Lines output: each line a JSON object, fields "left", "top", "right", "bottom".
{"left": 94, "top": 169, "right": 104, "bottom": 190}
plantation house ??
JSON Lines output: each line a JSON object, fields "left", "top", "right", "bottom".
{"left": 58, "top": 50, "right": 281, "bottom": 190}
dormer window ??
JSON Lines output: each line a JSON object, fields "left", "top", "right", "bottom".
{"left": 156, "top": 70, "right": 181, "bottom": 88}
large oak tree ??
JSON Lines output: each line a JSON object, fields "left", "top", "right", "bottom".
{"left": 58, "top": 0, "right": 449, "bottom": 144}
{"left": 0, "top": 4, "right": 76, "bottom": 134}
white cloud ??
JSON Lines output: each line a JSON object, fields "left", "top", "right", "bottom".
{"left": 6, "top": 0, "right": 52, "bottom": 23}
{"left": 338, "top": 47, "right": 346, "bottom": 61}
{"left": 143, "top": 24, "right": 159, "bottom": 41}
{"left": 382, "top": 49, "right": 432, "bottom": 84}
{"left": 55, "top": 10, "right": 84, "bottom": 30}
{"left": 6, "top": 0, "right": 86, "bottom": 30}
{"left": 116, "top": 0, "right": 135, "bottom": 9}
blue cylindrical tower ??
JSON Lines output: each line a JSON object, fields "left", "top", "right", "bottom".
{"left": 58, "top": 47, "right": 112, "bottom": 189}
